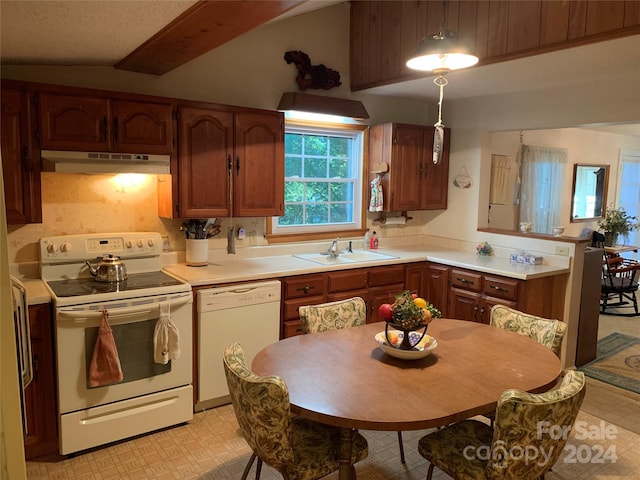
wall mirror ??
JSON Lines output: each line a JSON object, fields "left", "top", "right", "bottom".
{"left": 570, "top": 164, "right": 609, "bottom": 222}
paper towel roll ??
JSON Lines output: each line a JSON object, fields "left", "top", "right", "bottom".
{"left": 385, "top": 216, "right": 407, "bottom": 225}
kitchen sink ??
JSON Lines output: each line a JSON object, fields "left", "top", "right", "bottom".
{"left": 294, "top": 250, "right": 398, "bottom": 265}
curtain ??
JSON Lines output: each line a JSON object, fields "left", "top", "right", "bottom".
{"left": 489, "top": 155, "right": 511, "bottom": 205}
{"left": 619, "top": 152, "right": 640, "bottom": 252}
{"left": 519, "top": 145, "right": 567, "bottom": 234}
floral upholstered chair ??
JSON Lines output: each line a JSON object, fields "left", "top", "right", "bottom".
{"left": 417, "top": 370, "right": 586, "bottom": 480}
{"left": 490, "top": 304, "right": 567, "bottom": 357}
{"left": 299, "top": 297, "right": 367, "bottom": 334}
{"left": 299, "top": 297, "right": 406, "bottom": 463}
{"left": 222, "top": 343, "right": 368, "bottom": 480}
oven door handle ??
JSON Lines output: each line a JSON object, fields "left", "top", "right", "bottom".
{"left": 57, "top": 294, "right": 192, "bottom": 320}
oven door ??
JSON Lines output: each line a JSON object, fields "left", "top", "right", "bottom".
{"left": 55, "top": 291, "right": 192, "bottom": 414}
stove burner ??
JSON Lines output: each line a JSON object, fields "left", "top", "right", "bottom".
{"left": 47, "top": 271, "right": 184, "bottom": 298}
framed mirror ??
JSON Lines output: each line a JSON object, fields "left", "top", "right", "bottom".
{"left": 570, "top": 164, "right": 609, "bottom": 222}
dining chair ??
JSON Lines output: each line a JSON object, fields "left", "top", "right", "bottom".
{"left": 299, "top": 297, "right": 407, "bottom": 464}
{"left": 222, "top": 342, "right": 369, "bottom": 480}
{"left": 600, "top": 252, "right": 640, "bottom": 316}
{"left": 417, "top": 369, "right": 586, "bottom": 480}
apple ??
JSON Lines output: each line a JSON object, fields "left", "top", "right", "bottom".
{"left": 379, "top": 303, "right": 393, "bottom": 320}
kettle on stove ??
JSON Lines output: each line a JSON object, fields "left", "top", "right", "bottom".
{"left": 85, "top": 254, "right": 128, "bottom": 283}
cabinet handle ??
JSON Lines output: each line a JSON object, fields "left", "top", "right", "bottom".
{"left": 297, "top": 285, "right": 315, "bottom": 294}
{"left": 419, "top": 162, "right": 424, "bottom": 177}
{"left": 113, "top": 118, "right": 119, "bottom": 143}
{"left": 102, "top": 117, "right": 108, "bottom": 143}
{"left": 479, "top": 306, "right": 485, "bottom": 322}
{"left": 473, "top": 304, "right": 479, "bottom": 322}
{"left": 236, "top": 156, "right": 240, "bottom": 176}
{"left": 489, "top": 285, "right": 509, "bottom": 293}
{"left": 456, "top": 277, "right": 474, "bottom": 285}
{"left": 33, "top": 355, "right": 39, "bottom": 383}
{"left": 21, "top": 146, "right": 31, "bottom": 172}
{"left": 227, "top": 154, "right": 232, "bottom": 174}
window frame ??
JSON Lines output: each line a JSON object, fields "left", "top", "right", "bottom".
{"left": 266, "top": 119, "right": 368, "bottom": 243}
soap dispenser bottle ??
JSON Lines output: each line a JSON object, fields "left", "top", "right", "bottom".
{"left": 370, "top": 231, "right": 379, "bottom": 249}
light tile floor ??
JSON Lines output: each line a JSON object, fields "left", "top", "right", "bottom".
{"left": 26, "top": 315, "right": 640, "bottom": 479}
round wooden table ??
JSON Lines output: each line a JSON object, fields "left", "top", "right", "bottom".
{"left": 252, "top": 319, "right": 562, "bottom": 479}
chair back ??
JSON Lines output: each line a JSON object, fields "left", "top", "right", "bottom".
{"left": 490, "top": 305, "right": 566, "bottom": 356}
{"left": 222, "top": 343, "right": 295, "bottom": 469}
{"left": 489, "top": 370, "right": 586, "bottom": 480}
{"left": 299, "top": 296, "right": 366, "bottom": 334}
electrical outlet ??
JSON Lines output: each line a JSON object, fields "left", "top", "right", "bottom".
{"left": 555, "top": 245, "right": 569, "bottom": 256}
{"left": 161, "top": 235, "right": 171, "bottom": 252}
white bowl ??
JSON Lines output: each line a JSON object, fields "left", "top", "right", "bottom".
{"left": 375, "top": 330, "right": 438, "bottom": 360}
{"left": 552, "top": 226, "right": 565, "bottom": 236}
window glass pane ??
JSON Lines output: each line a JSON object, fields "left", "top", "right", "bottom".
{"left": 282, "top": 204, "right": 304, "bottom": 225}
{"left": 304, "top": 136, "right": 327, "bottom": 156}
{"left": 307, "top": 204, "right": 328, "bottom": 224}
{"left": 305, "top": 158, "right": 327, "bottom": 178}
{"left": 331, "top": 182, "right": 352, "bottom": 202}
{"left": 285, "top": 133, "right": 302, "bottom": 154}
{"left": 305, "top": 182, "right": 329, "bottom": 202}
{"left": 330, "top": 137, "right": 349, "bottom": 157}
{"left": 285, "top": 156, "right": 302, "bottom": 177}
{"left": 331, "top": 203, "right": 350, "bottom": 223}
{"left": 284, "top": 180, "right": 303, "bottom": 202}
{"left": 329, "top": 158, "right": 349, "bottom": 177}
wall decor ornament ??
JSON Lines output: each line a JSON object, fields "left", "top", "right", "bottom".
{"left": 284, "top": 50, "right": 341, "bottom": 91}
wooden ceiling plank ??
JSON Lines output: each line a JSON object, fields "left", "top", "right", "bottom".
{"left": 114, "top": 0, "right": 308, "bottom": 75}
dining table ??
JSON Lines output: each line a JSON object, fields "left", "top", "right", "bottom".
{"left": 252, "top": 319, "right": 562, "bottom": 480}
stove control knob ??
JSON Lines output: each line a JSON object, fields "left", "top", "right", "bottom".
{"left": 47, "top": 244, "right": 58, "bottom": 253}
{"left": 147, "top": 239, "right": 155, "bottom": 247}
{"left": 137, "top": 239, "right": 144, "bottom": 248}
{"left": 60, "top": 242, "right": 71, "bottom": 253}
{"left": 126, "top": 240, "right": 134, "bottom": 248}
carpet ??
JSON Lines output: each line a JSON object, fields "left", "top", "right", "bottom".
{"left": 579, "top": 333, "right": 640, "bottom": 394}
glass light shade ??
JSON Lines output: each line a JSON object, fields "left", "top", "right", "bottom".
{"left": 406, "top": 35, "right": 479, "bottom": 72}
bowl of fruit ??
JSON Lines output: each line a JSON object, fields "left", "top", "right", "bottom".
{"left": 376, "top": 290, "right": 441, "bottom": 357}
{"left": 375, "top": 330, "right": 438, "bottom": 360}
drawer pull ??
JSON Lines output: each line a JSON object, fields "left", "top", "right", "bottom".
{"left": 457, "top": 277, "right": 474, "bottom": 285}
{"left": 297, "top": 285, "right": 315, "bottom": 294}
{"left": 489, "top": 285, "right": 509, "bottom": 293}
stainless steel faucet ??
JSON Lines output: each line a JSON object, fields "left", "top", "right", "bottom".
{"left": 327, "top": 238, "right": 339, "bottom": 259}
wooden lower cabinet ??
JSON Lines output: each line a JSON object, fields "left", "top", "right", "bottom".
{"left": 24, "top": 304, "right": 58, "bottom": 459}
{"left": 281, "top": 274, "right": 327, "bottom": 338}
{"left": 448, "top": 266, "right": 567, "bottom": 323}
{"left": 405, "top": 262, "right": 449, "bottom": 317}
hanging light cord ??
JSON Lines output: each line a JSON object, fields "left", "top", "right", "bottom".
{"left": 434, "top": 74, "right": 448, "bottom": 127}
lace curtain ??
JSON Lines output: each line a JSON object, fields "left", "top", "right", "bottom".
{"left": 489, "top": 155, "right": 512, "bottom": 205}
{"left": 518, "top": 145, "right": 567, "bottom": 234}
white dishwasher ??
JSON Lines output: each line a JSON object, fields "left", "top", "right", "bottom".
{"left": 196, "top": 280, "right": 281, "bottom": 410}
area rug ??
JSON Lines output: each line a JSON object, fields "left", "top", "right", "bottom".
{"left": 579, "top": 333, "right": 640, "bottom": 394}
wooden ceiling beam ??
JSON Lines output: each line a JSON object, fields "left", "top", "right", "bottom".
{"left": 114, "top": 0, "right": 308, "bottom": 75}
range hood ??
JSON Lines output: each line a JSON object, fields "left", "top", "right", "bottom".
{"left": 41, "top": 150, "right": 171, "bottom": 174}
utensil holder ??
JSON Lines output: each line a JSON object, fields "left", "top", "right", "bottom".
{"left": 186, "top": 239, "right": 209, "bottom": 266}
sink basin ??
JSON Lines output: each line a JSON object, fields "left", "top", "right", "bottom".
{"left": 294, "top": 250, "right": 398, "bottom": 265}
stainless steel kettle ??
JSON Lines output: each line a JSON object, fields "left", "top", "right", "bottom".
{"left": 85, "top": 254, "right": 128, "bottom": 283}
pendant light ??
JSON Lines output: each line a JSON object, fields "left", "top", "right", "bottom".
{"left": 406, "top": 0, "right": 478, "bottom": 164}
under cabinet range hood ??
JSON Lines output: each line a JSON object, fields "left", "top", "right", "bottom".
{"left": 41, "top": 150, "right": 171, "bottom": 174}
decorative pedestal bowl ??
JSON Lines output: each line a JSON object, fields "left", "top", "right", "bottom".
{"left": 375, "top": 322, "right": 438, "bottom": 360}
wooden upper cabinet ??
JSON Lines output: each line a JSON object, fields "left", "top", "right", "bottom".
{"left": 350, "top": 0, "right": 640, "bottom": 91}
{"left": 39, "top": 92, "right": 173, "bottom": 154}
{"left": 1, "top": 85, "right": 42, "bottom": 224}
{"left": 174, "top": 105, "right": 284, "bottom": 219}
{"left": 233, "top": 111, "right": 284, "bottom": 217}
{"left": 178, "top": 106, "right": 233, "bottom": 218}
{"left": 369, "top": 123, "right": 449, "bottom": 212}
{"left": 110, "top": 100, "right": 173, "bottom": 154}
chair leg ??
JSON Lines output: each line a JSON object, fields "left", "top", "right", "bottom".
{"left": 426, "top": 463, "right": 435, "bottom": 480}
{"left": 255, "top": 458, "right": 263, "bottom": 480}
{"left": 241, "top": 452, "right": 258, "bottom": 480}
{"left": 397, "top": 431, "right": 406, "bottom": 464}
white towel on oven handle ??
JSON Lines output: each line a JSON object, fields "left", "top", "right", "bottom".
{"left": 154, "top": 302, "right": 180, "bottom": 364}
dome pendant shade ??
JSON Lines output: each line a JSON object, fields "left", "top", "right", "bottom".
{"left": 406, "top": 34, "right": 479, "bottom": 72}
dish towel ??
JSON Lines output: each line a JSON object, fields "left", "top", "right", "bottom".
{"left": 88, "top": 310, "right": 124, "bottom": 387}
{"left": 369, "top": 175, "right": 384, "bottom": 212}
{"left": 154, "top": 302, "right": 180, "bottom": 364}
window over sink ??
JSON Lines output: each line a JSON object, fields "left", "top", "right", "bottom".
{"left": 269, "top": 120, "right": 366, "bottom": 239}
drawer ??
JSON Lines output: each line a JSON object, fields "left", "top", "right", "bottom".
{"left": 284, "top": 296, "right": 325, "bottom": 320}
{"left": 369, "top": 265, "right": 405, "bottom": 287}
{"left": 327, "top": 270, "right": 368, "bottom": 292}
{"left": 450, "top": 269, "right": 482, "bottom": 292}
{"left": 483, "top": 275, "right": 519, "bottom": 302}
{"left": 283, "top": 319, "right": 304, "bottom": 338}
{"left": 283, "top": 275, "right": 326, "bottom": 299}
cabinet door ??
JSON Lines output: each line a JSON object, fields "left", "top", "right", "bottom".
{"left": 369, "top": 284, "right": 405, "bottom": 323}
{"left": 389, "top": 124, "right": 423, "bottom": 211}
{"left": 24, "top": 304, "right": 58, "bottom": 459}
{"left": 39, "top": 92, "right": 110, "bottom": 150}
{"left": 111, "top": 100, "right": 174, "bottom": 154}
{"left": 425, "top": 263, "right": 450, "bottom": 317}
{"left": 449, "top": 288, "right": 483, "bottom": 322}
{"left": 422, "top": 127, "right": 450, "bottom": 209}
{"left": 1, "top": 87, "right": 41, "bottom": 224}
{"left": 482, "top": 296, "right": 517, "bottom": 325}
{"left": 233, "top": 111, "right": 284, "bottom": 217}
{"left": 178, "top": 106, "right": 233, "bottom": 218}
